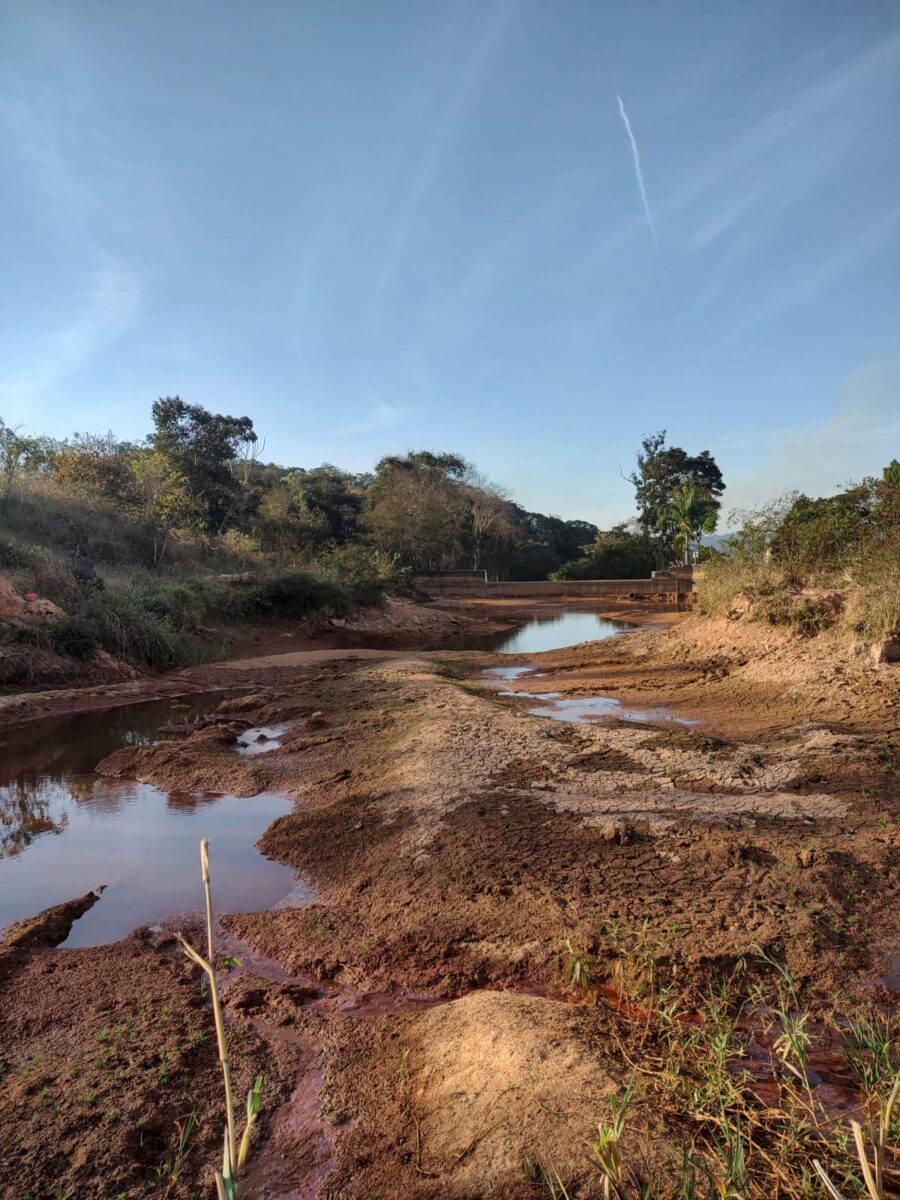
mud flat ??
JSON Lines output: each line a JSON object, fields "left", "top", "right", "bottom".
{"left": 0, "top": 602, "right": 897, "bottom": 1197}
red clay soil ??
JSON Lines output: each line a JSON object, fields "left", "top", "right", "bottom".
{"left": 1, "top": 602, "right": 897, "bottom": 1198}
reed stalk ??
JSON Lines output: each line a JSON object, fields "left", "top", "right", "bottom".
{"left": 177, "top": 839, "right": 262, "bottom": 1199}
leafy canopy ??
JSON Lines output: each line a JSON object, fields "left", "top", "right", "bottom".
{"left": 629, "top": 431, "right": 724, "bottom": 549}
{"left": 149, "top": 397, "right": 256, "bottom": 531}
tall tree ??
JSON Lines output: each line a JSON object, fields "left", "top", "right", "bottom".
{"left": 149, "top": 397, "right": 256, "bottom": 531}
{"left": 461, "top": 476, "right": 518, "bottom": 576}
{"left": 367, "top": 451, "right": 471, "bottom": 570}
{"left": 656, "top": 484, "right": 719, "bottom": 565}
{"left": 629, "top": 431, "right": 724, "bottom": 555}
{"left": 130, "top": 450, "right": 198, "bottom": 563}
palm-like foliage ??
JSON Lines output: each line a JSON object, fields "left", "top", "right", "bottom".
{"left": 657, "top": 483, "right": 718, "bottom": 565}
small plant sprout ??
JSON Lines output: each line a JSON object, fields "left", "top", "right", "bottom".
{"left": 157, "top": 1107, "right": 199, "bottom": 1198}
{"left": 176, "top": 839, "right": 263, "bottom": 1200}
{"left": 591, "top": 1078, "right": 633, "bottom": 1199}
{"left": 397, "top": 1045, "right": 410, "bottom": 1083}
{"left": 538, "top": 1160, "right": 574, "bottom": 1199}
{"left": 563, "top": 934, "right": 593, "bottom": 989}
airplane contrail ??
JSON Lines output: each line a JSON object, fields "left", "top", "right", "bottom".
{"left": 616, "top": 93, "right": 661, "bottom": 254}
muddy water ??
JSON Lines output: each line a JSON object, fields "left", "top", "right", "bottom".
{"left": 435, "top": 609, "right": 635, "bottom": 653}
{"left": 502, "top": 689, "right": 700, "bottom": 726}
{"left": 0, "top": 695, "right": 297, "bottom": 946}
{"left": 481, "top": 666, "right": 698, "bottom": 726}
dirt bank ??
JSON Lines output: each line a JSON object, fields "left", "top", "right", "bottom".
{"left": 0, "top": 595, "right": 511, "bottom": 727}
{"left": 1, "top": 604, "right": 897, "bottom": 1197}
{"left": 530, "top": 609, "right": 900, "bottom": 736}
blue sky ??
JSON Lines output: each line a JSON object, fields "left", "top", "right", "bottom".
{"left": 2, "top": 1, "right": 898, "bottom": 524}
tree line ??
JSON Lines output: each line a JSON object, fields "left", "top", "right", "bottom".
{"left": 0, "top": 401, "right": 729, "bottom": 580}
{"left": 0, "top": 401, "right": 596, "bottom": 578}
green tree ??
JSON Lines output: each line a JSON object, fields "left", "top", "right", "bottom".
{"left": 148, "top": 397, "right": 256, "bottom": 531}
{"left": 771, "top": 485, "right": 874, "bottom": 575}
{"left": 554, "top": 524, "right": 656, "bottom": 580}
{"left": 657, "top": 483, "right": 719, "bottom": 565}
{"left": 289, "top": 465, "right": 366, "bottom": 544}
{"left": 367, "top": 452, "right": 470, "bottom": 570}
{"left": 629, "top": 431, "right": 724, "bottom": 553}
{"left": 505, "top": 510, "right": 598, "bottom": 580}
{"left": 130, "top": 450, "right": 199, "bottom": 563}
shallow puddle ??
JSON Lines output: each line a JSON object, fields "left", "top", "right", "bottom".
{"left": 498, "top": 688, "right": 700, "bottom": 726}
{"left": 481, "top": 665, "right": 534, "bottom": 681}
{"left": 435, "top": 609, "right": 635, "bottom": 653}
{"left": 236, "top": 724, "right": 290, "bottom": 755}
{"left": 0, "top": 694, "right": 298, "bottom": 946}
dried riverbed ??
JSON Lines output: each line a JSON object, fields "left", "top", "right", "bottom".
{"left": 0, "top": 601, "right": 898, "bottom": 1198}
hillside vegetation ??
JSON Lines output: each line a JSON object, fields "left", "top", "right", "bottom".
{"left": 696, "top": 462, "right": 900, "bottom": 644}
{"left": 0, "top": 400, "right": 600, "bottom": 680}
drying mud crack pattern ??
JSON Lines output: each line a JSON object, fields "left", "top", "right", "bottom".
{"left": 0, "top": 601, "right": 898, "bottom": 1199}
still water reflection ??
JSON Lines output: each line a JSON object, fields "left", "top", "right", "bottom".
{"left": 438, "top": 609, "right": 635, "bottom": 654}
{"left": 0, "top": 695, "right": 295, "bottom": 947}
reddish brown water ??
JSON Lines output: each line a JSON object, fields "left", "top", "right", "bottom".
{"left": 0, "top": 694, "right": 299, "bottom": 946}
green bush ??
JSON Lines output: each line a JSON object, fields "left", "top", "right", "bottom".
{"left": 79, "top": 589, "right": 212, "bottom": 669}
{"left": 845, "top": 527, "right": 900, "bottom": 639}
{"left": 234, "top": 572, "right": 349, "bottom": 621}
{"left": 48, "top": 616, "right": 102, "bottom": 659}
{"left": 144, "top": 580, "right": 209, "bottom": 630}
{"left": 0, "top": 537, "right": 48, "bottom": 570}
{"left": 346, "top": 575, "right": 387, "bottom": 607}
{"left": 9, "top": 616, "right": 100, "bottom": 660}
{"left": 696, "top": 467, "right": 900, "bottom": 639}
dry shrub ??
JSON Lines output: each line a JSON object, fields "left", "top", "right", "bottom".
{"left": 32, "top": 561, "right": 83, "bottom": 611}
{"left": 844, "top": 528, "right": 900, "bottom": 640}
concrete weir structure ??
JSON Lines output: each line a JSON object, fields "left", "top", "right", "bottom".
{"left": 414, "top": 569, "right": 698, "bottom": 601}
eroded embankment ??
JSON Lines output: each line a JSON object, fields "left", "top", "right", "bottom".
{"left": 1, "top": 619, "right": 898, "bottom": 1199}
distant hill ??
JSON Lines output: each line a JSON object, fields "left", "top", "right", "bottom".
{"left": 700, "top": 533, "right": 735, "bottom": 551}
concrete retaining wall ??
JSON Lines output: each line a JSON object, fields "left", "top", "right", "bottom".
{"left": 415, "top": 576, "right": 692, "bottom": 599}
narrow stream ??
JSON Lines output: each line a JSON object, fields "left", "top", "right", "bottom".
{"left": 0, "top": 694, "right": 298, "bottom": 946}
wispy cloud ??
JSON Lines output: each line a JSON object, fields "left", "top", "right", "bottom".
{"left": 615, "top": 93, "right": 661, "bottom": 254}
{"left": 0, "top": 259, "right": 142, "bottom": 409}
{"left": 674, "top": 30, "right": 900, "bottom": 240}
{"left": 343, "top": 399, "right": 408, "bottom": 436}
{"left": 372, "top": 0, "right": 517, "bottom": 306}
{"left": 719, "top": 358, "right": 900, "bottom": 513}
{"left": 0, "top": 16, "right": 147, "bottom": 412}
{"left": 728, "top": 210, "right": 899, "bottom": 335}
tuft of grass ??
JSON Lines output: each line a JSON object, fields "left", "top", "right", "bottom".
{"left": 562, "top": 933, "right": 594, "bottom": 990}
{"left": 591, "top": 1079, "right": 633, "bottom": 1198}
{"left": 552, "top": 926, "right": 900, "bottom": 1199}
{"left": 155, "top": 1107, "right": 199, "bottom": 1198}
